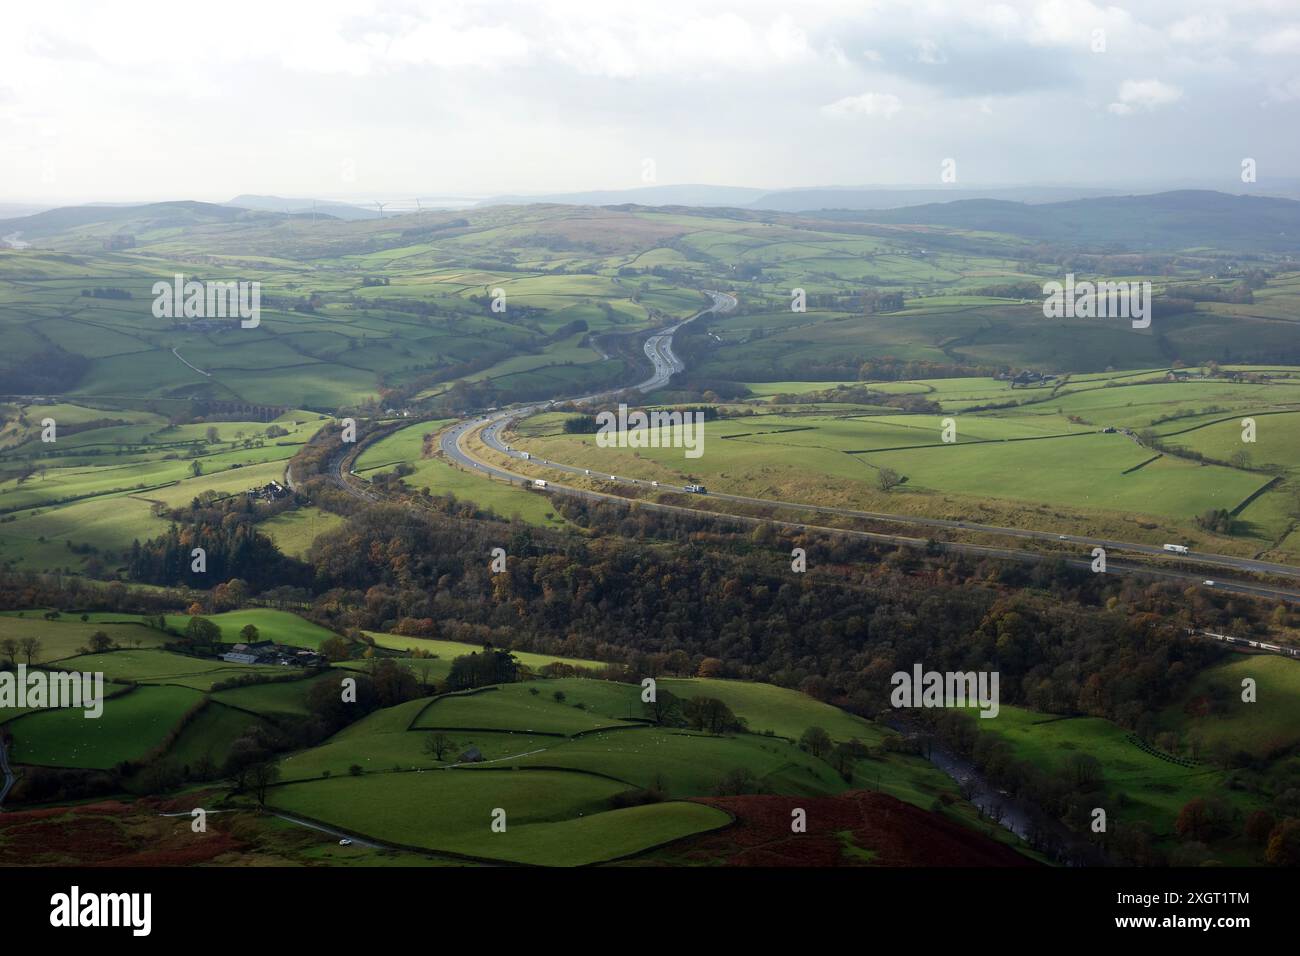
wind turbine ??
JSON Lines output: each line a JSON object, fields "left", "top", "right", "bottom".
{"left": 414, "top": 198, "right": 422, "bottom": 220}
{"left": 375, "top": 201, "right": 388, "bottom": 219}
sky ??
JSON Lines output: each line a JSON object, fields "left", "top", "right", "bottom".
{"left": 1, "top": 0, "right": 1298, "bottom": 203}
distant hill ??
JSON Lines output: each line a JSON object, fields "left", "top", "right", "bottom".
{"left": 480, "top": 183, "right": 1126, "bottom": 212}
{"left": 226, "top": 194, "right": 375, "bottom": 221}
{"left": 0, "top": 203, "right": 52, "bottom": 220}
{"left": 481, "top": 184, "right": 770, "bottom": 208}
{"left": 747, "top": 185, "right": 1124, "bottom": 211}
{"left": 841, "top": 190, "right": 1300, "bottom": 251}
{"left": 0, "top": 200, "right": 279, "bottom": 242}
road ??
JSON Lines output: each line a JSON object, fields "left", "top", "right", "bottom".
{"left": 271, "top": 811, "right": 387, "bottom": 849}
{"left": 171, "top": 347, "right": 211, "bottom": 377}
{"left": 321, "top": 290, "right": 1300, "bottom": 604}
{"left": 433, "top": 292, "right": 1300, "bottom": 603}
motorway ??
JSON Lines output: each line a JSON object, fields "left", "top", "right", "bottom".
{"left": 329, "top": 289, "right": 1300, "bottom": 604}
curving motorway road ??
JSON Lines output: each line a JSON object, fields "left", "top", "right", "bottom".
{"left": 425, "top": 291, "right": 1300, "bottom": 604}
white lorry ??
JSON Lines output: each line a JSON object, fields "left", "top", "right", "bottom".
{"left": 1163, "top": 543, "right": 1190, "bottom": 554}
{"left": 533, "top": 479, "right": 548, "bottom": 489}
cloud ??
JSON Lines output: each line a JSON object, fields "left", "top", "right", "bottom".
{"left": 821, "top": 92, "right": 903, "bottom": 118}
{"left": 1168, "top": 13, "right": 1228, "bottom": 45}
{"left": 1255, "top": 26, "right": 1300, "bottom": 55}
{"left": 1107, "top": 78, "right": 1183, "bottom": 114}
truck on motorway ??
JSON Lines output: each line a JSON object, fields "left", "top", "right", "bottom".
{"left": 1163, "top": 543, "right": 1190, "bottom": 554}
{"left": 533, "top": 479, "right": 547, "bottom": 489}
{"left": 684, "top": 484, "right": 708, "bottom": 494}
{"left": 520, "top": 451, "right": 530, "bottom": 460}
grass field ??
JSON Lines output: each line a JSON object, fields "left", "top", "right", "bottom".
{"left": 660, "top": 677, "right": 881, "bottom": 744}
{"left": 50, "top": 648, "right": 295, "bottom": 690}
{"left": 0, "top": 614, "right": 167, "bottom": 663}
{"left": 210, "top": 671, "right": 339, "bottom": 716}
{"left": 361, "top": 632, "right": 603, "bottom": 674}
{"left": 171, "top": 610, "right": 341, "bottom": 649}
{"left": 7, "top": 684, "right": 202, "bottom": 768}
{"left": 973, "top": 705, "right": 1260, "bottom": 840}
{"left": 506, "top": 366, "right": 1300, "bottom": 558}
{"left": 411, "top": 682, "right": 640, "bottom": 735}
{"left": 158, "top": 701, "right": 264, "bottom": 774}
{"left": 1158, "top": 654, "right": 1300, "bottom": 759}
{"left": 266, "top": 769, "right": 730, "bottom": 865}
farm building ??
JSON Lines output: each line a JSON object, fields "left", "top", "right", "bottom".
{"left": 246, "top": 480, "right": 290, "bottom": 501}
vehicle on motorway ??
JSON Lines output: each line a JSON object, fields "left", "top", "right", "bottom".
{"left": 684, "top": 484, "right": 707, "bottom": 494}
{"left": 1163, "top": 543, "right": 1190, "bottom": 554}
{"left": 1204, "top": 580, "right": 1215, "bottom": 586}
{"left": 584, "top": 469, "right": 591, "bottom": 475}
{"left": 520, "top": 451, "right": 531, "bottom": 460}
{"left": 651, "top": 480, "right": 659, "bottom": 487}
{"left": 338, "top": 839, "right": 352, "bottom": 847}
{"left": 533, "top": 479, "right": 548, "bottom": 488}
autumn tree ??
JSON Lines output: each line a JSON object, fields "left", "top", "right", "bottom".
{"left": 800, "top": 726, "right": 832, "bottom": 758}
{"left": 1266, "top": 818, "right": 1300, "bottom": 866}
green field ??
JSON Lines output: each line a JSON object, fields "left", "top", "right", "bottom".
{"left": 1158, "top": 654, "right": 1300, "bottom": 759}
{"left": 8, "top": 684, "right": 202, "bottom": 768}
{"left": 361, "top": 632, "right": 603, "bottom": 674}
{"left": 267, "top": 771, "right": 730, "bottom": 865}
{"left": 172, "top": 610, "right": 341, "bottom": 649}
{"left": 411, "top": 682, "right": 641, "bottom": 735}
{"left": 974, "top": 705, "right": 1259, "bottom": 839}
{"left": 210, "top": 671, "right": 339, "bottom": 716}
{"left": 51, "top": 648, "right": 294, "bottom": 690}
{"left": 508, "top": 366, "right": 1300, "bottom": 559}
{"left": 0, "top": 614, "right": 167, "bottom": 663}
{"left": 660, "top": 678, "right": 880, "bottom": 744}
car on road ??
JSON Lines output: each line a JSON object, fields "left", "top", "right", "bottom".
{"left": 338, "top": 839, "right": 352, "bottom": 846}
{"left": 1058, "top": 535, "right": 1067, "bottom": 540}
{"left": 584, "top": 469, "right": 591, "bottom": 475}
{"left": 1204, "top": 580, "right": 1216, "bottom": 587}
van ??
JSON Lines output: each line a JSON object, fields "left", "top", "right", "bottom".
{"left": 533, "top": 479, "right": 548, "bottom": 489}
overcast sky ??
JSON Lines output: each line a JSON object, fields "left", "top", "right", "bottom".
{"left": 2, "top": 0, "right": 1298, "bottom": 203}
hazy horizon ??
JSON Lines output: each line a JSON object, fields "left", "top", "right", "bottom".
{"left": 3, "top": 0, "right": 1298, "bottom": 203}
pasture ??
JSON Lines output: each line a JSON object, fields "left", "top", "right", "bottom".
{"left": 7, "top": 684, "right": 202, "bottom": 768}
